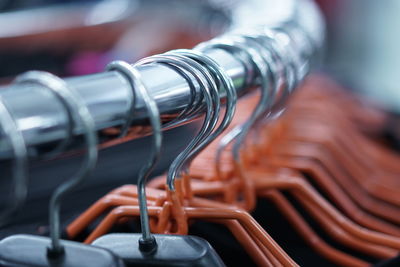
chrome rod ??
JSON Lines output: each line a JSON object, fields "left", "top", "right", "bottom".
{"left": 0, "top": 0, "right": 324, "bottom": 157}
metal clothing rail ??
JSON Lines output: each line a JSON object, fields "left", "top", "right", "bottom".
{"left": 0, "top": 0, "right": 324, "bottom": 158}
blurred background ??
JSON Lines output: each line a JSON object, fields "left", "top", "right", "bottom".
{"left": 317, "top": 0, "right": 400, "bottom": 113}
{"left": 0, "top": 0, "right": 223, "bottom": 79}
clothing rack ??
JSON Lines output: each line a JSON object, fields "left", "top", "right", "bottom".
{"left": 0, "top": 0, "right": 324, "bottom": 158}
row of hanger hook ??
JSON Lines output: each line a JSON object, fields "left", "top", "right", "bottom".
{"left": 0, "top": 24, "right": 311, "bottom": 257}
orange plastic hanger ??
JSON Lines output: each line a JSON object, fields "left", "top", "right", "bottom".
{"left": 183, "top": 66, "right": 397, "bottom": 258}
{"left": 283, "top": 105, "right": 400, "bottom": 207}
{"left": 154, "top": 66, "right": 398, "bottom": 263}
{"left": 257, "top": 119, "right": 400, "bottom": 226}
{"left": 187, "top": 156, "right": 398, "bottom": 259}
{"left": 261, "top": 190, "right": 369, "bottom": 267}
{"left": 180, "top": 76, "right": 400, "bottom": 260}
{"left": 288, "top": 78, "right": 400, "bottom": 191}
{"left": 86, "top": 192, "right": 297, "bottom": 267}
{"left": 78, "top": 182, "right": 295, "bottom": 266}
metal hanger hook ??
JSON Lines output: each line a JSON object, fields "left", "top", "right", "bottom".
{"left": 106, "top": 62, "right": 136, "bottom": 138}
{"left": 161, "top": 54, "right": 221, "bottom": 191}
{"left": 231, "top": 34, "right": 277, "bottom": 162}
{"left": 15, "top": 71, "right": 98, "bottom": 256}
{"left": 137, "top": 54, "right": 218, "bottom": 192}
{"left": 199, "top": 34, "right": 276, "bottom": 175}
{"left": 109, "top": 60, "right": 163, "bottom": 252}
{"left": 168, "top": 49, "right": 237, "bottom": 174}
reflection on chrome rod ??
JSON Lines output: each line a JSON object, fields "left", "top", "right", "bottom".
{"left": 0, "top": 0, "right": 324, "bottom": 158}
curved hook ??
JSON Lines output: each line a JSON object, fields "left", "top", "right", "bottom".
{"left": 0, "top": 97, "right": 28, "bottom": 227}
{"left": 107, "top": 58, "right": 200, "bottom": 137}
{"left": 105, "top": 62, "right": 136, "bottom": 138}
{"left": 108, "top": 60, "right": 163, "bottom": 251}
{"left": 198, "top": 35, "right": 277, "bottom": 210}
{"left": 15, "top": 71, "right": 98, "bottom": 256}
{"left": 161, "top": 54, "right": 221, "bottom": 191}
{"left": 230, "top": 34, "right": 277, "bottom": 163}
{"left": 158, "top": 63, "right": 199, "bottom": 129}
{"left": 166, "top": 49, "right": 237, "bottom": 175}
{"left": 197, "top": 36, "right": 275, "bottom": 175}
{"left": 137, "top": 54, "right": 219, "bottom": 192}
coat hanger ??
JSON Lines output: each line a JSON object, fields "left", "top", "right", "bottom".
{"left": 182, "top": 46, "right": 400, "bottom": 260}
{"left": 290, "top": 98, "right": 400, "bottom": 206}
{"left": 244, "top": 75, "right": 400, "bottom": 214}
{"left": 0, "top": 71, "right": 124, "bottom": 267}
{"left": 152, "top": 96, "right": 396, "bottom": 263}
{"left": 286, "top": 96, "right": 399, "bottom": 201}
{"left": 268, "top": 150, "right": 400, "bottom": 230}
{"left": 84, "top": 59, "right": 225, "bottom": 267}
{"left": 288, "top": 79, "right": 400, "bottom": 185}
{"left": 242, "top": 97, "right": 400, "bottom": 251}
{"left": 249, "top": 168, "right": 399, "bottom": 257}
{"left": 89, "top": 51, "right": 262, "bottom": 264}
{"left": 145, "top": 34, "right": 378, "bottom": 266}
{"left": 171, "top": 29, "right": 289, "bottom": 207}
{"left": 70, "top": 49, "right": 296, "bottom": 266}
{"left": 65, "top": 50, "right": 223, "bottom": 240}
{"left": 86, "top": 181, "right": 297, "bottom": 267}
{"left": 241, "top": 88, "right": 400, "bottom": 253}
{"left": 261, "top": 190, "right": 369, "bottom": 267}
{"left": 259, "top": 114, "right": 400, "bottom": 228}
{"left": 161, "top": 37, "right": 296, "bottom": 266}
{"left": 284, "top": 98, "right": 400, "bottom": 206}
{"left": 135, "top": 50, "right": 294, "bottom": 266}
{"left": 167, "top": 68, "right": 400, "bottom": 262}
{"left": 86, "top": 186, "right": 276, "bottom": 267}
{"left": 184, "top": 32, "right": 282, "bottom": 211}
{"left": 202, "top": 40, "right": 398, "bottom": 262}
{"left": 208, "top": 32, "right": 370, "bottom": 266}
{"left": 271, "top": 115, "right": 400, "bottom": 216}
{"left": 187, "top": 110, "right": 399, "bottom": 261}
{"left": 195, "top": 31, "right": 392, "bottom": 266}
